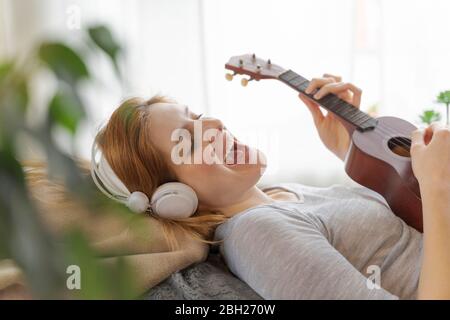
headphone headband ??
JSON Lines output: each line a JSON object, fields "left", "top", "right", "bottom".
{"left": 90, "top": 140, "right": 198, "bottom": 218}
{"left": 91, "top": 140, "right": 152, "bottom": 214}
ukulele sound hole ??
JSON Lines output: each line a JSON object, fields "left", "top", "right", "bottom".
{"left": 387, "top": 137, "right": 411, "bottom": 158}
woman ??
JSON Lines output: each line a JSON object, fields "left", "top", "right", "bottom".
{"left": 6, "top": 75, "right": 448, "bottom": 299}
{"left": 88, "top": 73, "right": 449, "bottom": 299}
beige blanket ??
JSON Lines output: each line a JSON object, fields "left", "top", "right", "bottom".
{"left": 0, "top": 170, "right": 208, "bottom": 299}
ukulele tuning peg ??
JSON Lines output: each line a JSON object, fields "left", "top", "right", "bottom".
{"left": 225, "top": 73, "right": 234, "bottom": 81}
{"left": 241, "top": 77, "right": 253, "bottom": 87}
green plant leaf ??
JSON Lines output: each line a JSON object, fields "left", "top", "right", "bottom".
{"left": 0, "top": 143, "right": 66, "bottom": 298}
{"left": 88, "top": 25, "right": 122, "bottom": 77}
{"left": 419, "top": 109, "right": 441, "bottom": 125}
{"left": 0, "top": 24, "right": 135, "bottom": 299}
{"left": 108, "top": 256, "right": 138, "bottom": 300}
{"left": 0, "top": 76, "right": 29, "bottom": 141}
{"left": 63, "top": 230, "right": 111, "bottom": 299}
{"left": 63, "top": 230, "right": 138, "bottom": 299}
{"left": 0, "top": 62, "right": 14, "bottom": 85}
{"left": 0, "top": 62, "right": 28, "bottom": 112}
{"left": 48, "top": 90, "right": 86, "bottom": 135}
{"left": 88, "top": 25, "right": 121, "bottom": 60}
{"left": 437, "top": 91, "right": 450, "bottom": 105}
{"left": 38, "top": 42, "right": 89, "bottom": 85}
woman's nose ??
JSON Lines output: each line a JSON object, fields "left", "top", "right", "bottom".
{"left": 202, "top": 117, "right": 224, "bottom": 131}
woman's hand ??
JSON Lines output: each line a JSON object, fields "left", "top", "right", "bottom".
{"left": 298, "top": 74, "right": 362, "bottom": 161}
{"left": 411, "top": 122, "right": 450, "bottom": 194}
{"left": 411, "top": 122, "right": 450, "bottom": 300}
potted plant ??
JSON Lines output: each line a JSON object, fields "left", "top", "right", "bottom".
{"left": 436, "top": 90, "right": 450, "bottom": 125}
{"left": 418, "top": 109, "right": 442, "bottom": 125}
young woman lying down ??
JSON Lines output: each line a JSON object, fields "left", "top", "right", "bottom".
{"left": 12, "top": 74, "right": 449, "bottom": 300}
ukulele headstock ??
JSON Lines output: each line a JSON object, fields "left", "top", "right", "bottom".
{"left": 225, "top": 54, "right": 286, "bottom": 86}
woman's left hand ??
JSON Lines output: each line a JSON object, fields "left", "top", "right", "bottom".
{"left": 298, "top": 74, "right": 362, "bottom": 161}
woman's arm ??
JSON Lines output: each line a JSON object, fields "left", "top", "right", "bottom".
{"left": 100, "top": 240, "right": 208, "bottom": 295}
{"left": 92, "top": 216, "right": 209, "bottom": 295}
{"left": 411, "top": 123, "right": 450, "bottom": 299}
{"left": 91, "top": 215, "right": 175, "bottom": 255}
{"left": 0, "top": 246, "right": 207, "bottom": 298}
{"left": 0, "top": 215, "right": 208, "bottom": 298}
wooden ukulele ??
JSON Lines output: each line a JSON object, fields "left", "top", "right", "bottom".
{"left": 225, "top": 54, "right": 423, "bottom": 232}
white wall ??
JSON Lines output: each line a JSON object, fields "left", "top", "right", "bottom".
{"left": 1, "top": 0, "right": 450, "bottom": 186}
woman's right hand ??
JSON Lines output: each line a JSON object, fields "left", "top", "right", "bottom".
{"left": 411, "top": 122, "right": 450, "bottom": 193}
{"left": 412, "top": 123, "right": 450, "bottom": 300}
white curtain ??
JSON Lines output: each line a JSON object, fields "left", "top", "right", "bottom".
{"left": 1, "top": 0, "right": 450, "bottom": 185}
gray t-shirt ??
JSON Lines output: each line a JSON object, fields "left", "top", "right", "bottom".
{"left": 214, "top": 183, "right": 423, "bottom": 300}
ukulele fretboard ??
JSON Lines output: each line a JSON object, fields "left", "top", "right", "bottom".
{"left": 279, "top": 70, "right": 378, "bottom": 132}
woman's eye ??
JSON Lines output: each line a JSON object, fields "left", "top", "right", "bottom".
{"left": 196, "top": 113, "right": 204, "bottom": 120}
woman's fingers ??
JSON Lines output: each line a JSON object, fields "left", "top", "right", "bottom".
{"left": 411, "top": 129, "right": 425, "bottom": 151}
{"left": 299, "top": 94, "right": 325, "bottom": 126}
{"left": 305, "top": 77, "right": 335, "bottom": 94}
{"left": 323, "top": 73, "right": 342, "bottom": 82}
{"left": 314, "top": 82, "right": 362, "bottom": 107}
{"left": 428, "top": 122, "right": 450, "bottom": 144}
{"left": 412, "top": 122, "right": 449, "bottom": 152}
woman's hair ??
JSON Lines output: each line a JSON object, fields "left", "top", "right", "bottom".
{"left": 93, "top": 95, "right": 228, "bottom": 249}
{"left": 24, "top": 96, "right": 228, "bottom": 251}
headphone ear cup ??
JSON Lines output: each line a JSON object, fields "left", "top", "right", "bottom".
{"left": 151, "top": 182, "right": 198, "bottom": 219}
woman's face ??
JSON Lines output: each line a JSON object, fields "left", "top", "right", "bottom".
{"left": 146, "top": 102, "right": 266, "bottom": 209}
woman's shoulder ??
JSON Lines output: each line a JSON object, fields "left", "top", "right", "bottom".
{"left": 265, "top": 182, "right": 390, "bottom": 207}
{"left": 260, "top": 182, "right": 308, "bottom": 203}
{"left": 214, "top": 200, "right": 322, "bottom": 246}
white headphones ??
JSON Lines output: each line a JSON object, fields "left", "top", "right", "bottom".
{"left": 90, "top": 141, "right": 198, "bottom": 219}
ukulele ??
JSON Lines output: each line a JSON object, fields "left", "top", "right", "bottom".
{"left": 225, "top": 54, "right": 422, "bottom": 232}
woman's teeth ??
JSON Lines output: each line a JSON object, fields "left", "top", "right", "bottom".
{"left": 236, "top": 149, "right": 245, "bottom": 164}
{"left": 224, "top": 144, "right": 246, "bottom": 165}
{"left": 225, "top": 147, "right": 235, "bottom": 164}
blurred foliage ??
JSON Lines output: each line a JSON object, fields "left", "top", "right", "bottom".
{"left": 0, "top": 25, "right": 139, "bottom": 299}
{"left": 64, "top": 230, "right": 137, "bottom": 299}
{"left": 88, "top": 25, "right": 122, "bottom": 78}
{"left": 49, "top": 90, "right": 86, "bottom": 135}
{"left": 436, "top": 90, "right": 450, "bottom": 125}
{"left": 39, "top": 43, "right": 89, "bottom": 85}
{"left": 419, "top": 109, "right": 442, "bottom": 125}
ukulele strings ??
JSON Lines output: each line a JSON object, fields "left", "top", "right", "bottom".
{"left": 277, "top": 73, "right": 413, "bottom": 154}
{"left": 295, "top": 82, "right": 414, "bottom": 153}
{"left": 316, "top": 95, "right": 413, "bottom": 153}
{"left": 371, "top": 122, "right": 413, "bottom": 153}
{"left": 358, "top": 122, "right": 413, "bottom": 155}
{"left": 321, "top": 105, "right": 414, "bottom": 154}
{"left": 317, "top": 100, "right": 413, "bottom": 153}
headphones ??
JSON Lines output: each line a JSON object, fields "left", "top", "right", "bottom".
{"left": 90, "top": 141, "right": 198, "bottom": 219}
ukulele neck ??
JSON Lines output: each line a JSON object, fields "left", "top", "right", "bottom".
{"left": 278, "top": 70, "right": 378, "bottom": 132}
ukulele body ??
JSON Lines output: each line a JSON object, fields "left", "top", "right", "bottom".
{"left": 344, "top": 116, "right": 423, "bottom": 231}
